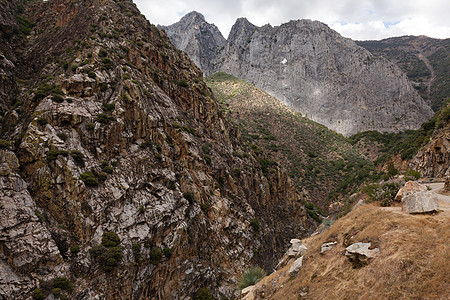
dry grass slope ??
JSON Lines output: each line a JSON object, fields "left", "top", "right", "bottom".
{"left": 252, "top": 205, "right": 449, "bottom": 299}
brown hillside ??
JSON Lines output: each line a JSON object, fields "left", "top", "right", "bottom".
{"left": 246, "top": 204, "right": 450, "bottom": 299}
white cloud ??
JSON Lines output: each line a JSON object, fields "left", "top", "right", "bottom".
{"left": 133, "top": 0, "right": 450, "bottom": 40}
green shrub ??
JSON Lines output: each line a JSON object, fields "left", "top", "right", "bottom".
{"left": 37, "top": 117, "right": 48, "bottom": 126}
{"left": 80, "top": 171, "right": 98, "bottom": 187}
{"left": 175, "top": 79, "right": 188, "bottom": 87}
{"left": 238, "top": 267, "right": 266, "bottom": 290}
{"left": 232, "top": 168, "right": 241, "bottom": 178}
{"left": 249, "top": 218, "right": 260, "bottom": 232}
{"left": 98, "top": 49, "right": 107, "bottom": 57}
{"left": 46, "top": 150, "right": 60, "bottom": 161}
{"left": 404, "top": 168, "right": 421, "bottom": 180}
{"left": 163, "top": 247, "right": 173, "bottom": 258}
{"left": 32, "top": 288, "right": 45, "bottom": 300}
{"left": 70, "top": 245, "right": 80, "bottom": 255}
{"left": 0, "top": 139, "right": 12, "bottom": 149}
{"left": 102, "top": 103, "right": 115, "bottom": 112}
{"left": 70, "top": 150, "right": 84, "bottom": 163}
{"left": 88, "top": 71, "right": 96, "bottom": 79}
{"left": 132, "top": 243, "right": 141, "bottom": 261}
{"left": 52, "top": 93, "right": 64, "bottom": 103}
{"left": 183, "top": 191, "right": 195, "bottom": 204}
{"left": 200, "top": 202, "right": 210, "bottom": 213}
{"left": 86, "top": 122, "right": 95, "bottom": 130}
{"left": 90, "top": 232, "right": 122, "bottom": 271}
{"left": 52, "top": 277, "right": 72, "bottom": 293}
{"left": 51, "top": 288, "right": 61, "bottom": 296}
{"left": 194, "top": 287, "right": 213, "bottom": 300}
{"left": 102, "top": 165, "right": 114, "bottom": 174}
{"left": 96, "top": 113, "right": 109, "bottom": 124}
{"left": 150, "top": 247, "right": 162, "bottom": 265}
{"left": 57, "top": 132, "right": 68, "bottom": 141}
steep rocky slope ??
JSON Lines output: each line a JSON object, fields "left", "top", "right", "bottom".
{"left": 206, "top": 72, "right": 373, "bottom": 213}
{"left": 0, "top": 1, "right": 316, "bottom": 299}
{"left": 163, "top": 14, "right": 433, "bottom": 136}
{"left": 241, "top": 204, "right": 450, "bottom": 299}
{"left": 410, "top": 102, "right": 450, "bottom": 177}
{"left": 357, "top": 36, "right": 450, "bottom": 111}
{"left": 158, "top": 11, "right": 226, "bottom": 76}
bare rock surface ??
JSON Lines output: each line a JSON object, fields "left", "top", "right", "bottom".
{"left": 402, "top": 191, "right": 439, "bottom": 213}
{"left": 163, "top": 13, "right": 433, "bottom": 136}
{"left": 345, "top": 242, "right": 380, "bottom": 267}
{"left": 395, "top": 181, "right": 427, "bottom": 202}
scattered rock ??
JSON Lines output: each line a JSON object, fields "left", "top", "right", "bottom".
{"left": 321, "top": 242, "right": 337, "bottom": 254}
{"left": 402, "top": 191, "right": 439, "bottom": 214}
{"left": 345, "top": 242, "right": 380, "bottom": 267}
{"left": 352, "top": 199, "right": 364, "bottom": 210}
{"left": 289, "top": 256, "right": 303, "bottom": 276}
{"left": 444, "top": 177, "right": 450, "bottom": 192}
{"left": 275, "top": 239, "right": 307, "bottom": 269}
{"left": 241, "top": 285, "right": 256, "bottom": 300}
{"left": 394, "top": 181, "right": 427, "bottom": 202}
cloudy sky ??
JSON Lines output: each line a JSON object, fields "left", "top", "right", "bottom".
{"left": 133, "top": 0, "right": 450, "bottom": 40}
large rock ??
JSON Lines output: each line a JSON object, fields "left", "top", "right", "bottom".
{"left": 402, "top": 191, "right": 439, "bottom": 213}
{"left": 289, "top": 256, "right": 303, "bottom": 276}
{"left": 345, "top": 242, "right": 380, "bottom": 267}
{"left": 394, "top": 181, "right": 427, "bottom": 202}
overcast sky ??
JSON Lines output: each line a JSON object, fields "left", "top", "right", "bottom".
{"left": 133, "top": 0, "right": 450, "bottom": 40}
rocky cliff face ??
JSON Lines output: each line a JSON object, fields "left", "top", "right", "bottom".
{"left": 163, "top": 14, "right": 434, "bottom": 136}
{"left": 357, "top": 36, "right": 450, "bottom": 111}
{"left": 0, "top": 1, "right": 315, "bottom": 299}
{"left": 410, "top": 105, "right": 450, "bottom": 177}
{"left": 159, "top": 11, "right": 226, "bottom": 76}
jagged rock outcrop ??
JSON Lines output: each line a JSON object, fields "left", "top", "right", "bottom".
{"left": 163, "top": 13, "right": 434, "bottom": 136}
{"left": 411, "top": 123, "right": 450, "bottom": 177}
{"left": 0, "top": 1, "right": 315, "bottom": 299}
{"left": 159, "top": 11, "right": 226, "bottom": 76}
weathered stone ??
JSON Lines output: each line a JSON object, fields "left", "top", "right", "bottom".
{"left": 395, "top": 181, "right": 427, "bottom": 202}
{"left": 345, "top": 242, "right": 380, "bottom": 267}
{"left": 289, "top": 256, "right": 303, "bottom": 276}
{"left": 402, "top": 191, "right": 439, "bottom": 213}
{"left": 321, "top": 242, "right": 337, "bottom": 254}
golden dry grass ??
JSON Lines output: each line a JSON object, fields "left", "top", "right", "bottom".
{"left": 251, "top": 204, "right": 450, "bottom": 300}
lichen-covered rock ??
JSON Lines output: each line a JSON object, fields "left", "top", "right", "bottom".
{"left": 402, "top": 191, "right": 439, "bottom": 214}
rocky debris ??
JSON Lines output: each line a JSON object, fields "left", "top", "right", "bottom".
{"left": 288, "top": 256, "right": 304, "bottom": 276}
{"left": 345, "top": 242, "right": 380, "bottom": 267}
{"left": 275, "top": 239, "right": 308, "bottom": 270}
{"left": 321, "top": 241, "right": 337, "bottom": 254}
{"left": 395, "top": 181, "right": 427, "bottom": 202}
{"left": 445, "top": 177, "right": 450, "bottom": 192}
{"left": 402, "top": 191, "right": 439, "bottom": 213}
{"left": 164, "top": 13, "right": 433, "bottom": 136}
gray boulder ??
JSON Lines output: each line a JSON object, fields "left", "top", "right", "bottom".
{"left": 402, "top": 190, "right": 439, "bottom": 213}
{"left": 289, "top": 256, "right": 303, "bottom": 276}
{"left": 345, "top": 242, "right": 379, "bottom": 267}
{"left": 321, "top": 241, "right": 337, "bottom": 254}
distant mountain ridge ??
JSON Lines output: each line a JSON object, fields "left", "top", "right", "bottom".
{"left": 357, "top": 36, "right": 450, "bottom": 112}
{"left": 161, "top": 12, "right": 434, "bottom": 136}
